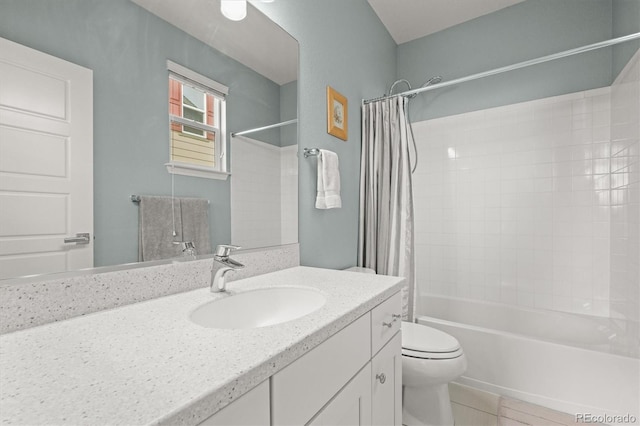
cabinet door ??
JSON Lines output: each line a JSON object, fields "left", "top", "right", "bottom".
{"left": 198, "top": 380, "right": 269, "bottom": 426}
{"left": 272, "top": 314, "right": 371, "bottom": 425}
{"left": 372, "top": 331, "right": 402, "bottom": 426}
{"left": 309, "top": 364, "right": 372, "bottom": 426}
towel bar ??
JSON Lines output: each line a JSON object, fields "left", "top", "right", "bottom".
{"left": 303, "top": 148, "right": 320, "bottom": 158}
{"left": 130, "top": 195, "right": 209, "bottom": 205}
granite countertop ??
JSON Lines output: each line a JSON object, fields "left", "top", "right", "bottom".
{"left": 0, "top": 266, "right": 404, "bottom": 425}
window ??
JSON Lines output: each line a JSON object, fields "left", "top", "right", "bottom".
{"left": 167, "top": 61, "right": 229, "bottom": 180}
{"left": 181, "top": 85, "right": 207, "bottom": 137}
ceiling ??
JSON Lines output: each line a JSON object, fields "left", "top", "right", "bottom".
{"left": 130, "top": 0, "right": 298, "bottom": 85}
{"left": 131, "top": 0, "right": 525, "bottom": 84}
{"left": 367, "top": 0, "right": 525, "bottom": 44}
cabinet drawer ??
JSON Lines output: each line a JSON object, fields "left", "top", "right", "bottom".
{"left": 371, "top": 292, "right": 402, "bottom": 356}
{"left": 271, "top": 313, "right": 371, "bottom": 426}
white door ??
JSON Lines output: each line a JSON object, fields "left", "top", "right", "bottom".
{"left": 0, "top": 37, "right": 93, "bottom": 279}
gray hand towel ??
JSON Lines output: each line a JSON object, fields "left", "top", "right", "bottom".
{"left": 138, "top": 196, "right": 183, "bottom": 261}
{"left": 180, "top": 197, "right": 212, "bottom": 256}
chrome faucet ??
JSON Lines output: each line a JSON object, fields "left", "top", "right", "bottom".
{"left": 173, "top": 241, "right": 197, "bottom": 259}
{"left": 211, "top": 244, "right": 245, "bottom": 292}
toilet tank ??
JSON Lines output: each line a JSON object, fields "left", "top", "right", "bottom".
{"left": 344, "top": 266, "right": 376, "bottom": 274}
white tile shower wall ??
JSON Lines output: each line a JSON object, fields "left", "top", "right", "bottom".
{"left": 280, "top": 145, "right": 299, "bottom": 245}
{"left": 610, "top": 48, "right": 640, "bottom": 325}
{"left": 413, "top": 87, "right": 614, "bottom": 317}
{"left": 231, "top": 137, "right": 283, "bottom": 248}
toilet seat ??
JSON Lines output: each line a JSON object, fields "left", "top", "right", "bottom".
{"left": 402, "top": 347, "right": 464, "bottom": 359}
{"left": 401, "top": 322, "right": 463, "bottom": 360}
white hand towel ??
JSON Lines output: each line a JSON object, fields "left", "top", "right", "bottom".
{"left": 316, "top": 149, "right": 342, "bottom": 209}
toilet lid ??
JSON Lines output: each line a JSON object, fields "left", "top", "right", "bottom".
{"left": 402, "top": 322, "right": 461, "bottom": 353}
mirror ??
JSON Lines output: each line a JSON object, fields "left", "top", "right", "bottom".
{"left": 0, "top": 0, "right": 298, "bottom": 280}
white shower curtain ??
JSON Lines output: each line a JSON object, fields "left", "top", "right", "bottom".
{"left": 358, "top": 96, "right": 416, "bottom": 320}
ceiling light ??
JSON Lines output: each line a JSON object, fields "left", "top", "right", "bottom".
{"left": 221, "top": 0, "right": 247, "bottom": 21}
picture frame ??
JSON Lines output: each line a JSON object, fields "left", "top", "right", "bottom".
{"left": 327, "top": 86, "right": 348, "bottom": 141}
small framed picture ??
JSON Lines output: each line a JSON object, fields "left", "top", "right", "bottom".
{"left": 327, "top": 86, "right": 348, "bottom": 141}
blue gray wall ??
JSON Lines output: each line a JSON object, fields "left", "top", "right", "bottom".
{"left": 0, "top": 0, "right": 287, "bottom": 266}
{"left": 254, "top": 0, "right": 397, "bottom": 269}
{"left": 613, "top": 0, "right": 640, "bottom": 78}
{"left": 397, "top": 0, "right": 617, "bottom": 122}
{"left": 261, "top": 0, "right": 633, "bottom": 269}
{"left": 5, "top": 0, "right": 628, "bottom": 272}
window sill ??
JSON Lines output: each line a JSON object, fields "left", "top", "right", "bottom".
{"left": 165, "top": 162, "right": 230, "bottom": 180}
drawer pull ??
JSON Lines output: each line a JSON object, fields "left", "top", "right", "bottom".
{"left": 376, "top": 373, "right": 386, "bottom": 384}
{"left": 383, "top": 313, "right": 402, "bottom": 328}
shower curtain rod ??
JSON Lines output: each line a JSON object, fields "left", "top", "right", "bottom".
{"left": 362, "top": 32, "right": 640, "bottom": 105}
{"left": 231, "top": 118, "right": 298, "bottom": 137}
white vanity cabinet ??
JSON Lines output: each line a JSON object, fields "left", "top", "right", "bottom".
{"left": 198, "top": 291, "right": 402, "bottom": 426}
{"left": 272, "top": 291, "right": 402, "bottom": 426}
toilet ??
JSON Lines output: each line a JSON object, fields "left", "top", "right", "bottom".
{"left": 344, "top": 267, "right": 467, "bottom": 426}
{"left": 401, "top": 321, "right": 467, "bottom": 426}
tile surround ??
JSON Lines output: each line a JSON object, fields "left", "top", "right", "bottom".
{"left": 231, "top": 137, "right": 298, "bottom": 248}
{"left": 609, "top": 49, "right": 640, "bottom": 328}
{"left": 280, "top": 145, "right": 299, "bottom": 244}
{"left": 413, "top": 55, "right": 639, "bottom": 320}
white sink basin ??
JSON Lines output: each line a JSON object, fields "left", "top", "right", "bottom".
{"left": 189, "top": 287, "right": 326, "bottom": 329}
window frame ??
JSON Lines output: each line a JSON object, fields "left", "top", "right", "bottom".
{"left": 166, "top": 60, "right": 230, "bottom": 180}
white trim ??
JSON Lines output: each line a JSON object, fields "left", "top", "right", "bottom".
{"left": 167, "top": 60, "right": 229, "bottom": 96}
{"left": 217, "top": 97, "right": 227, "bottom": 173}
{"left": 170, "top": 114, "right": 218, "bottom": 134}
{"left": 165, "top": 162, "right": 230, "bottom": 180}
{"left": 167, "top": 63, "right": 228, "bottom": 176}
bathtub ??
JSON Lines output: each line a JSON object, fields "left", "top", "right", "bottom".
{"left": 417, "top": 295, "right": 640, "bottom": 423}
